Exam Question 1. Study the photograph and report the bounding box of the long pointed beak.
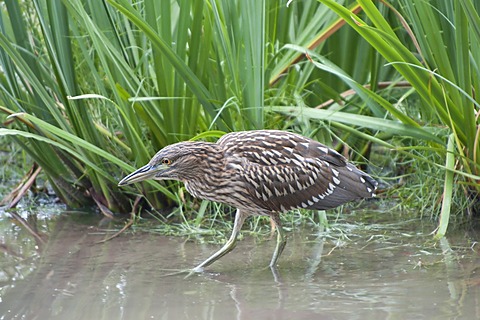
[118,163,166,186]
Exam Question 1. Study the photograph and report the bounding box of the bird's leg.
[269,214,287,269]
[192,209,248,272]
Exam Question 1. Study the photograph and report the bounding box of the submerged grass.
[107,198,373,246]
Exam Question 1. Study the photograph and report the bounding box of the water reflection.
[0,209,479,319]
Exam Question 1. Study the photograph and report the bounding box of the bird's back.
[217,130,377,213]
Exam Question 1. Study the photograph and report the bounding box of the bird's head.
[118,141,218,186]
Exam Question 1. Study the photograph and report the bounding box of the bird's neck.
[184,165,228,200]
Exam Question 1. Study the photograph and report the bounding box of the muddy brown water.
[0,208,479,320]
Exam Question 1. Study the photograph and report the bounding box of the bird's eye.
[161,158,172,165]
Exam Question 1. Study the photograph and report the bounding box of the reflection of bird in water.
[119,130,377,272]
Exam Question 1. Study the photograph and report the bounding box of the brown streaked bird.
[118,130,377,272]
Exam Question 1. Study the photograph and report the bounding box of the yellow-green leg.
[269,214,287,269]
[192,209,248,272]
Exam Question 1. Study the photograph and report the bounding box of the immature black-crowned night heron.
[118,130,377,272]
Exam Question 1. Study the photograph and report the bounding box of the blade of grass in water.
[435,134,455,239]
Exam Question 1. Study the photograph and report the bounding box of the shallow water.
[0,208,479,320]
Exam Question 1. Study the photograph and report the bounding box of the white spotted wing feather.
[219,130,377,213]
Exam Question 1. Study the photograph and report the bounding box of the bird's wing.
[219,130,375,212]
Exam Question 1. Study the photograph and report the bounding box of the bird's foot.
[191,265,204,273]
[155,267,200,278]
[155,266,209,279]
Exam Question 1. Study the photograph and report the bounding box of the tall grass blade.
[435,134,455,238]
